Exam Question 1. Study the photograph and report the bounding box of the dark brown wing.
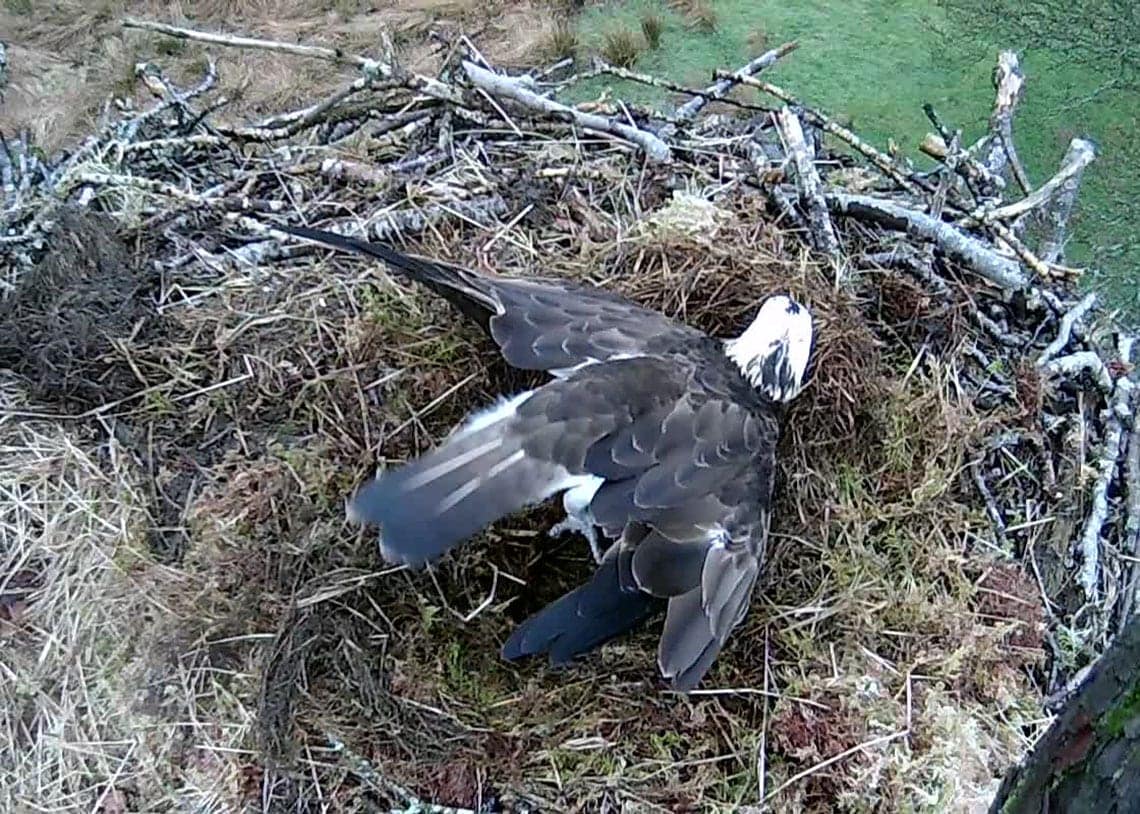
[275,223,703,373]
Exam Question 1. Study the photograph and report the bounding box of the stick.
[121,17,460,102]
[673,41,799,122]
[1120,383,1140,624]
[974,138,1096,227]
[1043,351,1114,394]
[595,62,777,118]
[824,192,1028,289]
[724,72,923,195]
[774,107,841,268]
[461,60,672,162]
[978,50,1031,194]
[972,460,1009,550]
[1037,292,1097,366]
[1039,138,1098,264]
[920,132,1005,195]
[1075,339,1135,600]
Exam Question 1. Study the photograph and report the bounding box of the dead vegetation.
[0,9,1136,814]
[600,25,643,68]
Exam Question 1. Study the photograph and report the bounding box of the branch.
[774,107,841,268]
[978,50,1032,194]
[724,72,923,195]
[1037,293,1098,367]
[461,61,672,162]
[824,192,1028,289]
[1121,383,1140,625]
[990,614,1140,812]
[673,41,799,122]
[964,137,1097,229]
[121,17,460,102]
[1043,351,1114,394]
[1039,138,1098,264]
[920,130,1006,197]
[1075,338,1135,601]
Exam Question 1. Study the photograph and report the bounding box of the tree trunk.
[990,615,1140,813]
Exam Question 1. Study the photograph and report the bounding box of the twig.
[972,138,1096,228]
[763,730,909,802]
[1120,383,1140,625]
[1075,339,1135,600]
[1038,138,1098,264]
[121,17,460,102]
[724,72,923,195]
[972,460,1009,550]
[462,60,671,162]
[243,196,509,245]
[774,107,841,269]
[673,41,799,122]
[824,192,1028,289]
[327,733,476,814]
[594,62,776,118]
[919,131,1006,196]
[1037,293,1097,366]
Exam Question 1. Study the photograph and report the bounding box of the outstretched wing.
[275,223,703,374]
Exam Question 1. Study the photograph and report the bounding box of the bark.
[980,50,1031,194]
[1039,138,1098,264]
[673,41,798,122]
[774,107,841,267]
[462,61,672,162]
[824,192,1028,289]
[990,614,1140,813]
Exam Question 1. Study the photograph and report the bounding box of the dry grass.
[640,11,665,50]
[600,25,643,68]
[0,12,1105,813]
[542,18,579,62]
[0,0,550,153]
[670,0,718,33]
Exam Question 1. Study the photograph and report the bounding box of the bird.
[274,222,814,690]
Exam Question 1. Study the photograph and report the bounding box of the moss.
[1100,680,1140,738]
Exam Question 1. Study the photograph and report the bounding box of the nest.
[0,20,1136,814]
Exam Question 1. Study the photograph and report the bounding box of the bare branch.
[1037,293,1098,366]
[977,50,1032,194]
[462,60,672,162]
[673,41,799,122]
[774,107,841,268]
[824,192,1028,289]
[1039,138,1098,264]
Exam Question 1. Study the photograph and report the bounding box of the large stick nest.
[0,22,1136,814]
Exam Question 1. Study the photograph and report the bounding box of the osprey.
[277,223,814,690]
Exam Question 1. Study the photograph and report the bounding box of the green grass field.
[570,0,1139,319]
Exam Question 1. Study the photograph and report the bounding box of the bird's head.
[724,294,814,403]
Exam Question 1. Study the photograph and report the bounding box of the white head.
[724,294,814,403]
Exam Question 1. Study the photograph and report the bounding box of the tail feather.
[275,223,498,331]
[349,406,572,567]
[501,557,661,665]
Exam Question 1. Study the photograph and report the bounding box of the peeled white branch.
[1043,351,1114,393]
[1037,293,1098,366]
[673,41,798,122]
[1076,339,1135,600]
[978,50,1031,194]
[462,61,671,162]
[1039,138,1098,264]
[121,17,460,102]
[978,138,1096,227]
[824,192,1028,289]
[774,107,841,267]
